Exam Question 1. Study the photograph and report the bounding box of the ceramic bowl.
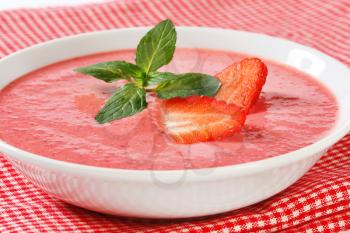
[0,27,350,218]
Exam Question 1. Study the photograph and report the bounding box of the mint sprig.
[74,19,221,124]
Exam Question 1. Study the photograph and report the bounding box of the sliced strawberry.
[160,96,246,144]
[159,58,267,144]
[215,58,267,112]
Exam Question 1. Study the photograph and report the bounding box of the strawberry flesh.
[161,96,246,144]
[215,58,267,112]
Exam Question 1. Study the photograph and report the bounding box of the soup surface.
[0,49,337,170]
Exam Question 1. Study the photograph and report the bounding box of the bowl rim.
[0,26,349,182]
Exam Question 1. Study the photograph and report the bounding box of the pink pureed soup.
[0,49,337,170]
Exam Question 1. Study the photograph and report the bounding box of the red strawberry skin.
[215,58,268,112]
[161,96,246,144]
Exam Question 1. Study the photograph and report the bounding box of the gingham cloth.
[0,0,349,232]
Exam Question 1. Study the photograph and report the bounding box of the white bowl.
[0,27,350,219]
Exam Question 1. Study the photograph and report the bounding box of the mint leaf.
[155,73,221,99]
[95,83,147,124]
[75,61,143,83]
[148,71,177,86]
[136,19,176,74]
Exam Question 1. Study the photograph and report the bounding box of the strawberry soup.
[0,49,337,170]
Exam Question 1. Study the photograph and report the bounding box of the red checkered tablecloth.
[0,0,350,232]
